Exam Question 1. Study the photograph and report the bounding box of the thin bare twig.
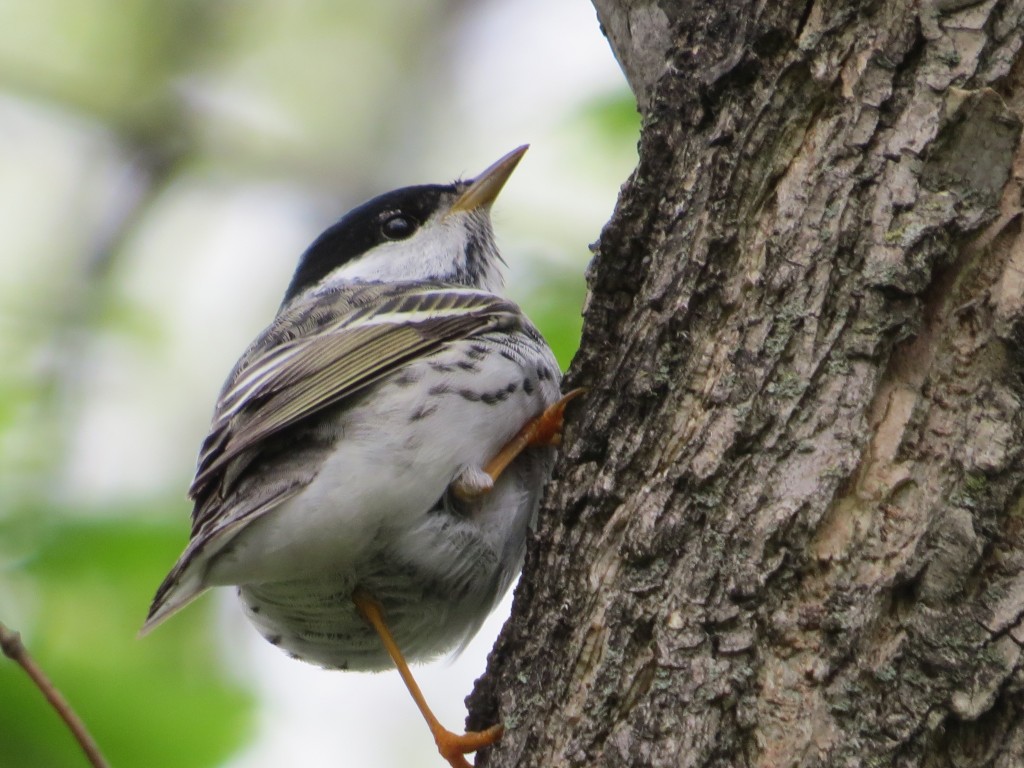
[0,621,110,768]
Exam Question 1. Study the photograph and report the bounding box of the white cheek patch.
[325,223,463,284]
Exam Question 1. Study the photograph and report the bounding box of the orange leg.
[453,388,585,501]
[353,589,503,768]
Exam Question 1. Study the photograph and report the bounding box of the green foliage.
[0,508,255,768]
[522,265,587,372]
[569,90,642,150]
[0,0,212,129]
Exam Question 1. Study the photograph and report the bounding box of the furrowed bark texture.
[468,1,1024,766]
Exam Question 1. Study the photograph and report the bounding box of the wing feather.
[146,283,531,629]
[190,284,520,500]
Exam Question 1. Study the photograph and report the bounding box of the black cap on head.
[282,183,457,304]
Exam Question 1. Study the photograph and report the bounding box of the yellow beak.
[448,145,528,214]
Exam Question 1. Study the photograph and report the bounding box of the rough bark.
[467,1,1024,766]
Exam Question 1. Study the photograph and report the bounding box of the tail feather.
[141,483,300,637]
[139,566,208,637]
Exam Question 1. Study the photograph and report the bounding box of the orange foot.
[453,388,586,501]
[433,722,504,768]
[354,589,506,767]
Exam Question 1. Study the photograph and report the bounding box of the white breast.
[204,330,560,586]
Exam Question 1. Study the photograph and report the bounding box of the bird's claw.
[449,388,586,502]
[434,723,504,768]
[523,387,586,447]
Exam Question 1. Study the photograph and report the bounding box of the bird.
[141,146,580,768]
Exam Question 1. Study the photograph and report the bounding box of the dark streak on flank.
[461,380,518,404]
[410,403,439,422]
[392,370,422,387]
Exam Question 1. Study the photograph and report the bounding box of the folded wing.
[143,283,523,632]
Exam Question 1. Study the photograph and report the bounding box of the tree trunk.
[467,1,1024,766]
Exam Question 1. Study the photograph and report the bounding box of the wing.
[189,282,524,533]
[143,283,525,632]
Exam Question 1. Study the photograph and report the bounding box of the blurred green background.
[0,1,638,766]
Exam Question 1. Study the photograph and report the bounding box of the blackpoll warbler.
[143,146,578,767]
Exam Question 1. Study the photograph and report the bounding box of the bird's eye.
[381,214,415,240]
